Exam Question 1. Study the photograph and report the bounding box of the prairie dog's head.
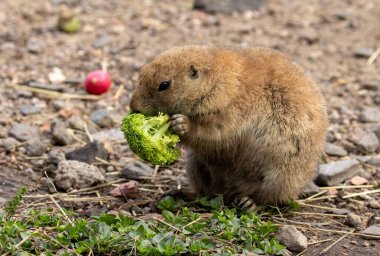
[130,45,240,117]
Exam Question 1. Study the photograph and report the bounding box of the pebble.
[324,143,348,157]
[344,213,362,228]
[193,0,264,13]
[48,150,66,164]
[39,177,56,193]
[19,105,41,115]
[90,109,113,128]
[26,37,44,54]
[51,121,74,146]
[0,137,19,152]
[121,161,154,180]
[67,116,85,130]
[26,138,47,156]
[359,106,380,123]
[356,132,379,153]
[361,80,379,91]
[0,126,7,138]
[274,225,308,252]
[54,160,106,191]
[367,154,380,167]
[361,225,380,240]
[315,159,361,186]
[369,200,380,209]
[92,128,125,141]
[350,176,368,185]
[8,123,39,142]
[92,34,112,48]
[363,241,370,247]
[354,48,373,58]
[301,181,320,197]
[65,141,108,164]
[299,28,319,44]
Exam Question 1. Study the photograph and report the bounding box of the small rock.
[363,241,370,247]
[65,141,108,164]
[48,67,66,83]
[0,137,19,152]
[39,177,56,193]
[48,150,66,164]
[26,138,46,157]
[361,80,379,91]
[51,121,74,146]
[350,176,368,185]
[369,200,380,209]
[90,109,113,128]
[26,37,44,54]
[301,181,320,197]
[92,128,124,141]
[315,159,361,186]
[324,143,348,157]
[354,48,373,58]
[193,0,265,13]
[359,107,380,123]
[19,105,41,115]
[9,123,39,142]
[361,225,380,240]
[68,116,85,130]
[328,209,351,215]
[121,161,154,179]
[274,225,308,252]
[54,160,106,191]
[367,155,380,167]
[299,29,319,44]
[344,213,362,228]
[356,132,379,153]
[106,166,115,172]
[0,126,7,138]
[92,34,112,48]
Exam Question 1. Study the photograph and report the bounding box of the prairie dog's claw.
[233,196,258,212]
[170,114,190,137]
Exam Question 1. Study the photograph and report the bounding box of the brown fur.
[130,45,328,205]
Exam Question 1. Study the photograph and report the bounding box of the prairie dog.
[130,45,327,206]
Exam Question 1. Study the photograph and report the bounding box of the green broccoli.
[121,112,181,166]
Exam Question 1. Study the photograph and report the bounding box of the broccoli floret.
[121,112,181,166]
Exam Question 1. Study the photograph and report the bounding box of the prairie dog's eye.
[158,80,171,92]
[189,65,199,79]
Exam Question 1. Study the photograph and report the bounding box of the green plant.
[121,112,180,166]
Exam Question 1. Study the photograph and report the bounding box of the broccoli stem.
[142,114,170,140]
[152,122,170,140]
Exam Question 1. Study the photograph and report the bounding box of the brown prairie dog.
[130,45,328,207]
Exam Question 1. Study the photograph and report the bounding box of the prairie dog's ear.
[189,65,199,79]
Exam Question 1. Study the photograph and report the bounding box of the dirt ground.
[0,0,380,255]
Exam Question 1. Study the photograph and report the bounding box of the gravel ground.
[0,0,380,255]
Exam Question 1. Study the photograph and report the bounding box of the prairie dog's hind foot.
[170,114,191,137]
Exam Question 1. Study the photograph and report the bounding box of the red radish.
[84,70,111,95]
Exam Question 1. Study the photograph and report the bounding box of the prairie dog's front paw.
[170,114,191,137]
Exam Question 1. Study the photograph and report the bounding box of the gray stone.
[274,225,307,252]
[90,109,113,128]
[65,141,108,164]
[361,80,379,91]
[26,138,46,157]
[299,28,319,44]
[354,48,373,58]
[324,143,348,157]
[0,137,19,152]
[369,200,380,209]
[359,107,380,123]
[344,213,362,228]
[51,121,74,146]
[92,34,112,48]
[301,181,320,197]
[0,126,7,138]
[68,116,85,130]
[19,104,41,116]
[193,0,265,13]
[361,225,380,240]
[92,128,125,141]
[39,177,56,193]
[54,160,106,191]
[356,132,379,153]
[9,123,39,142]
[26,37,44,54]
[121,161,154,180]
[367,155,380,167]
[315,159,361,186]
[48,150,66,164]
